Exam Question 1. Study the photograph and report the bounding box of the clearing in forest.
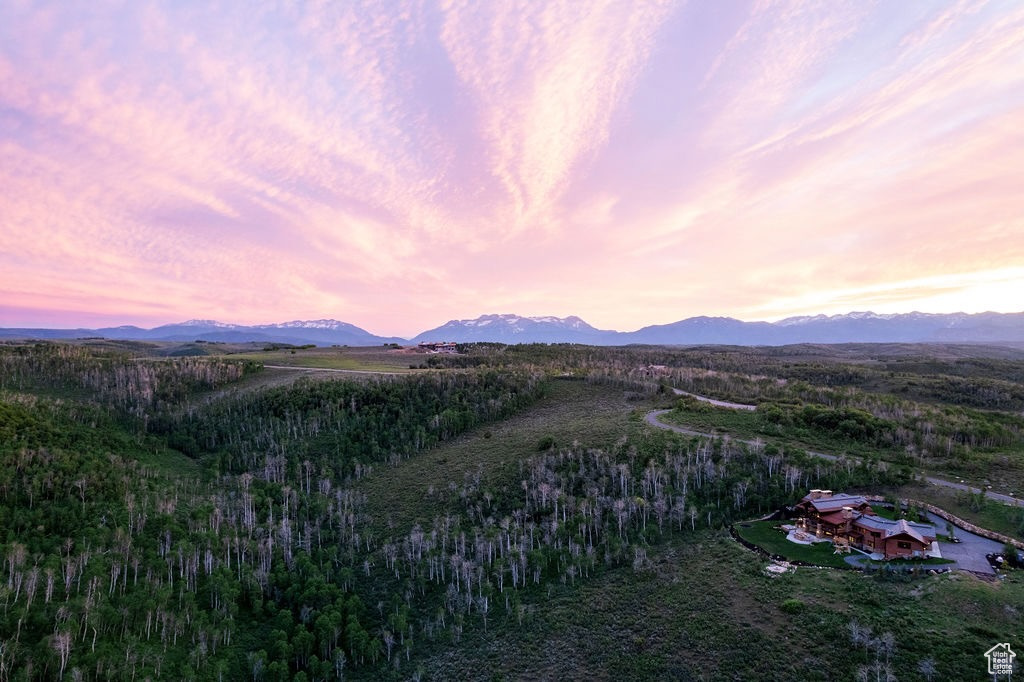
[358,378,643,533]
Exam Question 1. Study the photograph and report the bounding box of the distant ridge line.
[1,310,1023,347]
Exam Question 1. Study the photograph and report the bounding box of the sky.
[1,0,1023,337]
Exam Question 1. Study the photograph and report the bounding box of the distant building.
[418,341,458,353]
[794,489,936,559]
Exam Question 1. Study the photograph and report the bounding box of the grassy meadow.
[226,344,420,372]
[358,378,641,534]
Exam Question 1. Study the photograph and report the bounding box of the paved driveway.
[926,512,1005,575]
[831,513,1006,575]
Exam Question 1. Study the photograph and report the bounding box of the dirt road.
[645,406,1024,508]
[263,364,404,375]
[670,388,756,410]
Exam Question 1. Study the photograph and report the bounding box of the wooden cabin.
[794,490,935,559]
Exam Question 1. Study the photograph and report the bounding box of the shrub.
[780,598,804,614]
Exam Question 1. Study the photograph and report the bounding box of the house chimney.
[810,489,822,500]
[842,506,853,520]
[821,490,833,498]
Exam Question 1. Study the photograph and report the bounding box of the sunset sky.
[2,1,1023,337]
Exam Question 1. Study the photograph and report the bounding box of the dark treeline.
[754,396,1022,453]
[0,342,261,418]
[426,342,1024,411]
[150,370,544,478]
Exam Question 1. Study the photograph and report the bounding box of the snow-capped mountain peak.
[267,319,357,330]
[411,313,609,344]
[777,311,899,326]
[776,314,829,326]
[177,319,237,328]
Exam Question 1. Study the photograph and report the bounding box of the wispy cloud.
[439,0,676,231]
[748,267,1024,321]
[0,1,1021,335]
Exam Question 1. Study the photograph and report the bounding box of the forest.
[0,339,1022,680]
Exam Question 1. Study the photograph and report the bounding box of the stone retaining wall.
[907,499,1024,551]
[864,494,1024,551]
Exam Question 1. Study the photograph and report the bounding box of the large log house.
[794,490,936,559]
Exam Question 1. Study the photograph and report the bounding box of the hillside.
[0,340,1022,679]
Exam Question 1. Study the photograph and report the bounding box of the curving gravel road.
[645,405,1024,508]
[670,388,757,410]
[263,364,405,375]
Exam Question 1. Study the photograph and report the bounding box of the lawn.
[869,505,898,520]
[735,520,956,570]
[734,520,852,568]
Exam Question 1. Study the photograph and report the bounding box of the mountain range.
[2,311,1023,347]
[0,319,405,347]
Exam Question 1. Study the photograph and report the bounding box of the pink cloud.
[0,1,1021,335]
[438,0,676,232]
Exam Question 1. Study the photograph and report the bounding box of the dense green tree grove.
[150,370,543,477]
[0,397,204,678]
[0,343,261,418]
[750,394,1022,468]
